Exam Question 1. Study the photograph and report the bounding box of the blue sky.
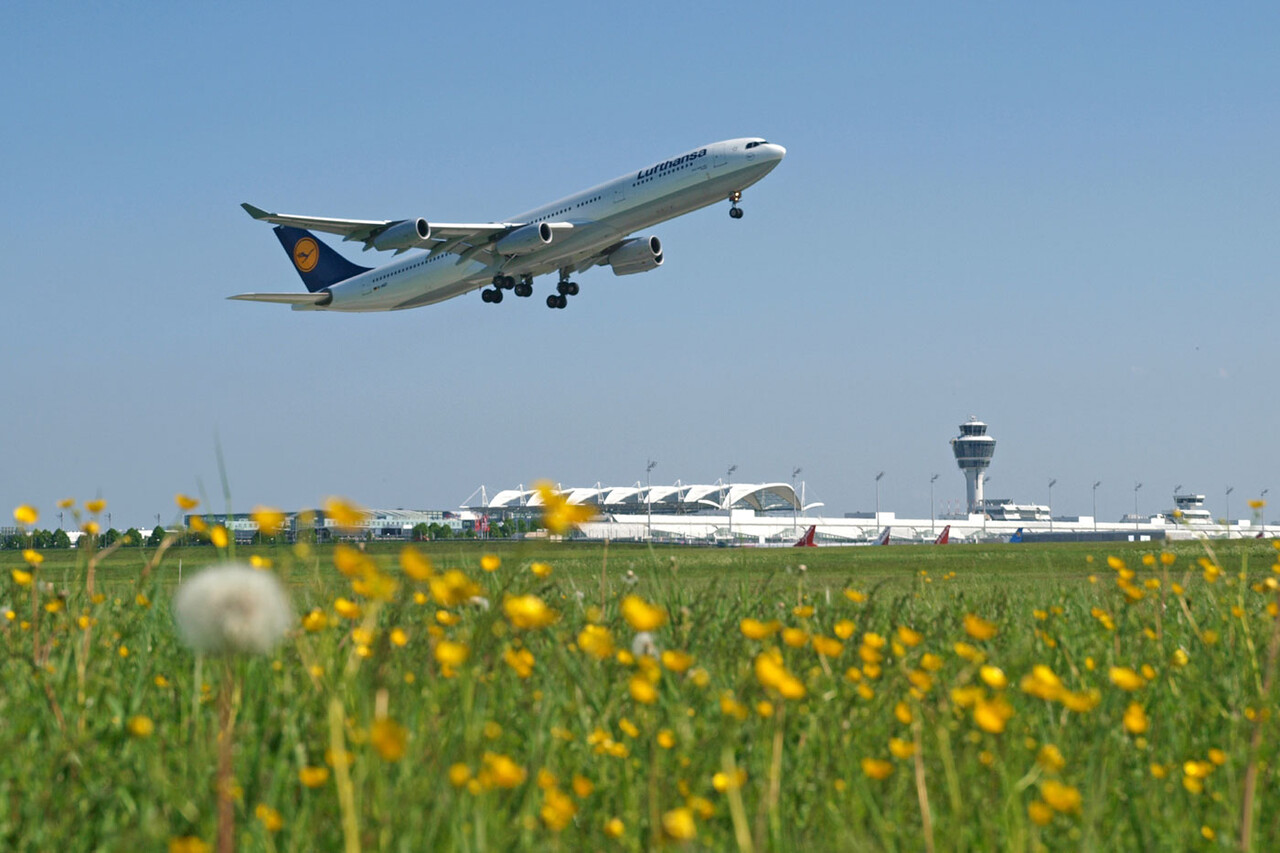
[3,2,1277,529]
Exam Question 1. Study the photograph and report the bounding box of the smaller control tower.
[952,417,996,514]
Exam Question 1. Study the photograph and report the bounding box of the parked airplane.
[793,525,817,547]
[873,526,891,546]
[233,138,785,312]
[934,525,951,545]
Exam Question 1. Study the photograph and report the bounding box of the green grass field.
[3,533,1279,850]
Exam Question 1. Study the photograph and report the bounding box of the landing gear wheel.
[566,281,579,296]
[729,207,743,219]
[502,275,516,289]
[728,190,743,218]
[483,287,503,303]
[546,294,560,309]
[514,281,532,297]
[555,294,568,309]
[556,280,571,296]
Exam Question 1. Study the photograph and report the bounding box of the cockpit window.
[744,140,769,149]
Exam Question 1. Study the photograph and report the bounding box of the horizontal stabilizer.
[227,292,331,305]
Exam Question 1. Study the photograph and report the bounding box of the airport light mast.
[930,473,939,536]
[951,417,996,515]
[646,459,657,541]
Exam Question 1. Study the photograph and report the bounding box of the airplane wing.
[241,203,512,255]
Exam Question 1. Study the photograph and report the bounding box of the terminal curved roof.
[474,483,800,513]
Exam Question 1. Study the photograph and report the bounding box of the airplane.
[1009,528,1024,544]
[873,526,891,546]
[793,525,817,547]
[934,525,951,545]
[233,138,786,312]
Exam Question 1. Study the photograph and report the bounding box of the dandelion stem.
[720,748,754,853]
[216,659,238,853]
[912,717,935,853]
[1240,587,1280,851]
[328,697,361,853]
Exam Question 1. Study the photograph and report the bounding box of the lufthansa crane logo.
[292,237,319,273]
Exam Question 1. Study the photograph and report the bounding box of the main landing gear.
[728,190,744,219]
[483,273,531,304]
[546,275,578,309]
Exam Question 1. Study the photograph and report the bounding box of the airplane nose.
[765,143,786,161]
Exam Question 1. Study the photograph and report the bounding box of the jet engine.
[370,218,431,252]
[494,222,553,255]
[607,236,663,275]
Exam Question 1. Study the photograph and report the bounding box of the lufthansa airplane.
[233,137,785,312]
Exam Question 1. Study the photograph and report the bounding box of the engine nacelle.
[495,222,553,255]
[608,236,663,276]
[371,218,431,252]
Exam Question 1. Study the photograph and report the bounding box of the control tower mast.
[951,417,996,514]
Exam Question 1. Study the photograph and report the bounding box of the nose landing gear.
[728,190,744,219]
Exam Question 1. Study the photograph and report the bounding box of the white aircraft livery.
[233,137,785,311]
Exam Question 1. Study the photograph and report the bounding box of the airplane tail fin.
[273,225,372,293]
[934,525,950,545]
[875,526,891,546]
[1009,528,1024,544]
[793,525,816,547]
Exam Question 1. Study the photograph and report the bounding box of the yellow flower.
[503,594,558,630]
[833,619,856,639]
[577,624,615,660]
[656,729,676,749]
[621,595,667,631]
[435,640,470,667]
[530,561,552,578]
[187,516,207,534]
[1040,780,1081,813]
[14,505,39,526]
[894,701,913,724]
[540,786,577,831]
[302,609,328,632]
[713,769,747,791]
[390,627,409,647]
[861,757,893,780]
[1123,703,1148,735]
[740,617,781,639]
[1249,499,1266,510]
[481,752,526,788]
[370,718,408,761]
[22,549,43,566]
[1208,748,1226,766]
[1109,667,1144,691]
[662,649,695,672]
[127,715,154,738]
[889,737,915,759]
[333,598,362,620]
[399,546,434,580]
[954,641,985,663]
[323,496,367,530]
[175,494,199,510]
[629,674,658,704]
[979,665,1007,690]
[251,505,286,536]
[480,554,501,572]
[920,652,943,671]
[792,604,814,618]
[974,696,1014,734]
[896,625,923,647]
[254,804,284,833]
[1037,744,1065,772]
[753,650,806,699]
[448,763,471,788]
[44,600,64,614]
[11,568,33,587]
[782,627,809,648]
[299,766,330,788]
[429,570,482,607]
[604,817,625,839]
[534,481,596,534]
[1028,800,1054,826]
[660,807,697,841]
[504,646,534,678]
[812,635,843,657]
[844,588,867,603]
[168,837,211,853]
[964,613,998,641]
[210,526,228,549]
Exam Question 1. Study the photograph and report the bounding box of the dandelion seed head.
[171,563,293,656]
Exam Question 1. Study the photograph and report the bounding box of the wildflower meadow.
[3,494,1279,851]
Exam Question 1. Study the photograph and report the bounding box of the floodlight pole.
[726,465,737,543]
[1048,479,1057,532]
[875,471,885,529]
[1223,484,1233,537]
[930,473,939,536]
[646,459,657,542]
[1092,481,1101,532]
[1262,488,1270,534]
[1133,482,1143,530]
[792,467,802,536]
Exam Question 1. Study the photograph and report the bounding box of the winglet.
[241,202,272,220]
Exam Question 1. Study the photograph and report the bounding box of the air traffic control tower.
[951,417,996,514]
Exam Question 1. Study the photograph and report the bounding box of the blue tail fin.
[273,226,372,292]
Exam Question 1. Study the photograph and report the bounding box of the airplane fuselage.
[309,138,784,311]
